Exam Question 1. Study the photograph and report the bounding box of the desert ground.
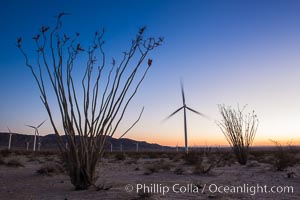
[0,149,299,200]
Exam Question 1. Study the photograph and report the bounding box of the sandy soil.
[0,152,299,200]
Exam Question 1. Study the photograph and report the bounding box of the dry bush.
[37,162,64,176]
[132,191,153,200]
[249,150,275,164]
[27,156,42,162]
[271,140,298,171]
[114,153,126,161]
[172,154,184,162]
[191,148,221,175]
[0,150,11,157]
[6,158,24,167]
[141,152,162,159]
[217,105,258,165]
[174,167,184,175]
[193,164,213,175]
[0,157,5,165]
[144,159,173,175]
[95,182,112,191]
[184,151,200,165]
[125,158,139,165]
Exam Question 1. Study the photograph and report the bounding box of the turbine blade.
[180,80,186,105]
[25,124,36,129]
[186,106,211,120]
[162,106,184,122]
[7,126,11,133]
[37,120,46,128]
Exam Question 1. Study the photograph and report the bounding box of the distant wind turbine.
[7,127,12,150]
[25,120,46,151]
[164,80,209,154]
[136,142,139,152]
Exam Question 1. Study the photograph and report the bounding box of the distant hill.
[0,132,169,152]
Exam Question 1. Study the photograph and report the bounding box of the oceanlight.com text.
[124,183,294,196]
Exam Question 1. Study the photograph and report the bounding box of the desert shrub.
[95,182,112,191]
[6,158,24,167]
[135,191,153,200]
[271,140,298,171]
[144,160,172,175]
[217,105,258,165]
[194,162,215,175]
[174,167,184,175]
[184,151,200,165]
[172,154,184,162]
[0,150,11,157]
[144,164,159,175]
[115,153,126,161]
[218,151,236,167]
[141,152,157,159]
[37,162,64,176]
[14,150,32,156]
[0,157,5,165]
[27,156,42,162]
[125,158,138,165]
[160,162,172,171]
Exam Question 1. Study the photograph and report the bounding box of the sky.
[0,0,300,146]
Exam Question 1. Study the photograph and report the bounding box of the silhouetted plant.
[217,105,258,165]
[18,13,162,190]
[270,140,297,171]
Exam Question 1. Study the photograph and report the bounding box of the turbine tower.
[164,81,208,154]
[25,120,46,151]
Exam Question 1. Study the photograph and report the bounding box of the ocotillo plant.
[18,13,162,190]
[216,104,258,165]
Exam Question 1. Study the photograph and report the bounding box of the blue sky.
[0,0,300,146]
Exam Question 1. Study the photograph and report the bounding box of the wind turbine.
[164,81,208,154]
[25,120,46,151]
[136,142,139,152]
[7,127,12,150]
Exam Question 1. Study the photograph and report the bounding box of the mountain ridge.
[0,132,167,151]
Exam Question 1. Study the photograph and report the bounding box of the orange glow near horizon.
[130,133,300,147]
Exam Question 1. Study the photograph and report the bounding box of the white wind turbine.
[7,127,13,150]
[25,120,46,151]
[164,81,208,154]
